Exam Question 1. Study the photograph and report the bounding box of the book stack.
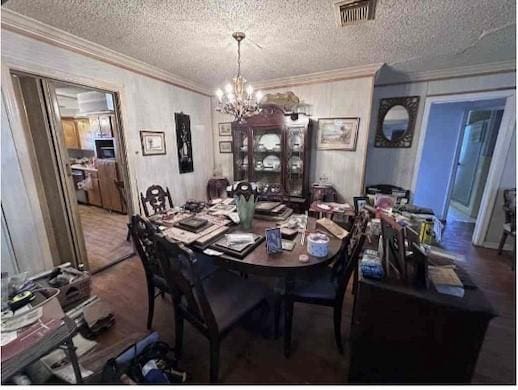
[254,202,293,221]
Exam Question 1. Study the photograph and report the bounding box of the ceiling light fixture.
[215,32,262,122]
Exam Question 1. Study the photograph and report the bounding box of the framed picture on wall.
[218,122,232,137]
[175,112,194,174]
[219,141,233,153]
[317,118,359,151]
[140,131,166,156]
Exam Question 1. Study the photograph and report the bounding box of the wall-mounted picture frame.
[175,112,194,174]
[218,122,232,137]
[140,130,166,156]
[317,118,359,151]
[219,141,233,153]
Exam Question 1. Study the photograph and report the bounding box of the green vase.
[236,194,256,231]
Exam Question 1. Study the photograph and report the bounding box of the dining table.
[155,212,343,358]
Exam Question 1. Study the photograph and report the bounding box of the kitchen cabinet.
[75,118,94,151]
[97,159,124,212]
[62,118,80,148]
[85,170,102,207]
[89,114,114,138]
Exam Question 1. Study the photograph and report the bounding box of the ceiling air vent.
[335,0,376,26]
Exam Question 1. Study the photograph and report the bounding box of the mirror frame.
[375,96,420,148]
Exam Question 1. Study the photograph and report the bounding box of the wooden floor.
[78,205,134,272]
[90,220,515,384]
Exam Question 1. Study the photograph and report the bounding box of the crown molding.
[251,63,384,91]
[1,9,212,96]
[375,60,516,87]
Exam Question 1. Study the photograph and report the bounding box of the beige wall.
[2,29,214,274]
[212,76,376,203]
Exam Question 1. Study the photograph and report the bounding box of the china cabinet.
[232,105,312,211]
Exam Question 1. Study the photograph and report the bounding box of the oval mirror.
[382,105,409,141]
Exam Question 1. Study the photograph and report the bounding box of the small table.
[1,316,82,384]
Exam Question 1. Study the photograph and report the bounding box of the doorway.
[449,108,503,224]
[412,89,515,246]
[12,72,134,273]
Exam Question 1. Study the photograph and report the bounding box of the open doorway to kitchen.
[12,72,134,273]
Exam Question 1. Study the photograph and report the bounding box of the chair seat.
[202,270,269,333]
[292,267,337,302]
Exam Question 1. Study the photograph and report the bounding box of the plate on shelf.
[258,133,281,151]
[263,155,281,171]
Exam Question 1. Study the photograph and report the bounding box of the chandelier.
[215,32,262,122]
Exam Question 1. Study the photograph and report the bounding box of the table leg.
[284,276,295,358]
[64,338,83,384]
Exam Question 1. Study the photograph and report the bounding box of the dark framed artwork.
[140,131,166,156]
[219,141,233,153]
[174,112,194,174]
[375,96,420,148]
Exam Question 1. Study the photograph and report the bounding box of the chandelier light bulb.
[215,89,223,101]
[225,83,233,94]
[246,85,254,96]
[255,91,263,103]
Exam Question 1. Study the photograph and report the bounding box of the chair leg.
[126,225,131,241]
[333,301,344,354]
[209,339,220,383]
[146,285,155,330]
[284,298,294,358]
[498,231,508,255]
[174,307,184,359]
[274,295,281,339]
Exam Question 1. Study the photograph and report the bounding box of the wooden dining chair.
[140,184,174,217]
[154,235,270,383]
[129,215,171,330]
[279,210,370,355]
[130,215,220,330]
[498,188,516,268]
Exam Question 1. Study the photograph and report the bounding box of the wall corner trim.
[375,61,516,87]
[251,63,385,91]
[1,9,212,96]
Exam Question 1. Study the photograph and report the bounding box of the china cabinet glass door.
[232,128,250,181]
[286,126,305,197]
[251,127,283,192]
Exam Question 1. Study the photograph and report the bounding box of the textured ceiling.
[4,0,516,89]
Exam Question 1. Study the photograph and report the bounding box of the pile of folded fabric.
[360,249,384,280]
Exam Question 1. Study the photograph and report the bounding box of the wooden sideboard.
[348,266,496,384]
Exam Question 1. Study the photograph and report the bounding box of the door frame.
[2,60,135,271]
[412,89,516,246]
